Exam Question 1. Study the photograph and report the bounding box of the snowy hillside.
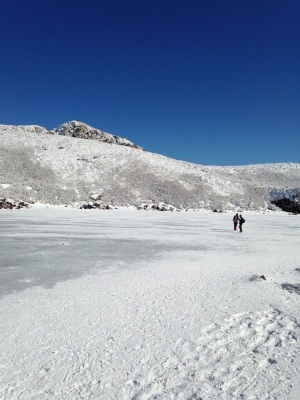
[0,122,300,209]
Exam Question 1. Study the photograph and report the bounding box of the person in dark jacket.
[239,214,245,232]
[233,213,239,230]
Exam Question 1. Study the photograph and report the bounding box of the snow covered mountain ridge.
[0,120,144,150]
[0,121,300,210]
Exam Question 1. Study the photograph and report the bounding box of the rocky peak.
[52,120,144,150]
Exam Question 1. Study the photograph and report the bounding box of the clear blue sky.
[1,0,299,165]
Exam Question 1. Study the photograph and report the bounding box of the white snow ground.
[1,208,300,400]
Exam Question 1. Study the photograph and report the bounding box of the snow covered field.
[1,208,300,399]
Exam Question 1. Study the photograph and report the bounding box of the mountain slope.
[0,122,299,209]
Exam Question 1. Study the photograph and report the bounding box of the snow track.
[122,308,300,400]
[2,308,300,399]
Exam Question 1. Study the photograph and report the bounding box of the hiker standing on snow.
[239,214,245,232]
[233,213,239,230]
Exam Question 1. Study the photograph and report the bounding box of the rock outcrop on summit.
[0,121,300,209]
[52,120,144,150]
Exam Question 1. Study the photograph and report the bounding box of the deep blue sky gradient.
[0,0,299,165]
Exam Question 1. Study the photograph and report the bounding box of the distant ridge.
[0,120,143,150]
[0,121,300,209]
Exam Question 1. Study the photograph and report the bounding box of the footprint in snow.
[281,283,300,295]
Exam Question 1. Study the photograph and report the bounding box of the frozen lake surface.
[0,209,211,297]
[1,208,300,399]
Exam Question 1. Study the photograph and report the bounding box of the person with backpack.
[233,213,239,230]
[239,214,245,232]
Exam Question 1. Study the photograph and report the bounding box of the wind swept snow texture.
[0,209,300,399]
[1,123,300,209]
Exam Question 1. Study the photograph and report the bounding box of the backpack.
[241,218,245,223]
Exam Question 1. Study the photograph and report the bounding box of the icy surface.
[1,208,300,399]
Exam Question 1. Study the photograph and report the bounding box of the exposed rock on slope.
[52,120,144,150]
[0,122,300,209]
